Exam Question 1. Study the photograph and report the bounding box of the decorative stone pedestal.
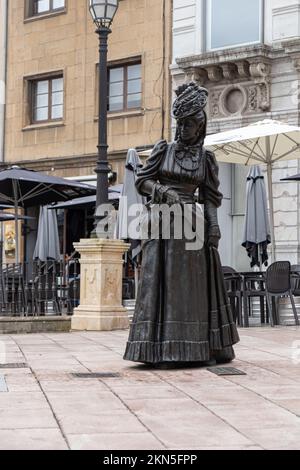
[71,239,130,331]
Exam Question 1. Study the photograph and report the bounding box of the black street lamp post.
[89,0,119,235]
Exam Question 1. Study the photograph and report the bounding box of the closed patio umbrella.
[0,166,95,262]
[33,206,60,262]
[115,149,144,298]
[242,166,271,268]
[115,149,144,261]
[205,119,300,261]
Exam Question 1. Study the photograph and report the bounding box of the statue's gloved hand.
[208,225,221,249]
[164,189,181,205]
[153,184,180,205]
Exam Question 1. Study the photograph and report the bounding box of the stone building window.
[108,62,142,112]
[26,0,65,18]
[29,76,64,123]
[206,0,263,50]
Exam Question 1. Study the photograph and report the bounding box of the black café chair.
[266,261,299,327]
[33,272,61,315]
[242,272,267,327]
[2,267,27,315]
[291,265,300,297]
[122,277,135,300]
[67,277,80,314]
[222,266,243,326]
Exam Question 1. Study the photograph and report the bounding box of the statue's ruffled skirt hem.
[124,320,239,364]
[123,340,210,364]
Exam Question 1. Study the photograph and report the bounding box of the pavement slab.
[0,429,68,450]
[68,432,165,451]
[0,327,300,450]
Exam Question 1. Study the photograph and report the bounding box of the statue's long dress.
[124,140,239,364]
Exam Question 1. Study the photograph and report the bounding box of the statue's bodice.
[158,143,206,203]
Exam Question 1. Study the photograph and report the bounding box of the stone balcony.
[174,44,285,120]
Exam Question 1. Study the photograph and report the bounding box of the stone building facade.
[172,0,300,269]
[3,0,172,184]
[0,0,8,161]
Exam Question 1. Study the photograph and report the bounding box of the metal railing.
[0,258,80,317]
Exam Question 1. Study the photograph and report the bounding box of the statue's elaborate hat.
[172,82,208,120]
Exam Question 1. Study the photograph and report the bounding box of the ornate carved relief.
[210,89,222,118]
[207,66,223,82]
[258,82,271,112]
[82,267,99,304]
[208,82,270,119]
[222,63,238,81]
[248,60,271,112]
[237,61,250,79]
[103,267,120,304]
[179,56,272,119]
[185,68,208,86]
[249,61,271,79]
[248,86,258,112]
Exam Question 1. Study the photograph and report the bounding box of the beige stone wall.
[4,0,172,177]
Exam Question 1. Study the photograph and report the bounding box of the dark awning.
[0,166,96,207]
[0,211,35,222]
[49,184,123,210]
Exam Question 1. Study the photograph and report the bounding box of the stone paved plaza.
[1,327,300,450]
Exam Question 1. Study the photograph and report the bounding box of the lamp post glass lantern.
[89,0,119,28]
[89,0,119,238]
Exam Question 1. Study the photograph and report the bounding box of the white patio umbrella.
[205,120,300,261]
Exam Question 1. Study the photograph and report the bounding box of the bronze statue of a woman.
[124,82,239,367]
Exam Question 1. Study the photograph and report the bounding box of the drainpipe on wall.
[167,0,173,143]
[0,0,8,266]
[0,0,8,163]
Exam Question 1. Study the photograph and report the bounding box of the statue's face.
[177,116,204,144]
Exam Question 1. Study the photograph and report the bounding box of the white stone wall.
[269,0,300,43]
[172,0,300,54]
[172,0,202,59]
[172,0,300,269]
[0,0,7,161]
